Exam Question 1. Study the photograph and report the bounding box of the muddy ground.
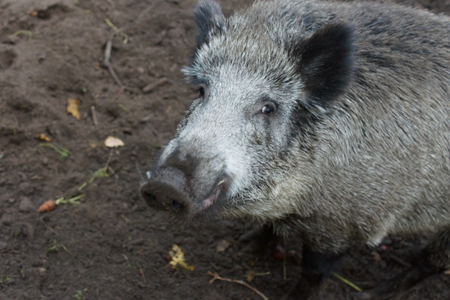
[0,0,449,299]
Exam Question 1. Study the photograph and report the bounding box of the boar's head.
[140,0,354,222]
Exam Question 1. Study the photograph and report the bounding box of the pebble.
[140,114,152,122]
[2,35,19,45]
[128,238,145,246]
[1,214,13,225]
[19,182,34,195]
[0,241,8,250]
[19,197,35,212]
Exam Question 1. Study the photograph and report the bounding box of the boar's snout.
[140,167,191,215]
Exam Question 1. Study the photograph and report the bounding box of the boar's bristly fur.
[141,0,450,298]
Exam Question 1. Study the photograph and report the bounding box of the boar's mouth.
[196,178,227,212]
[140,167,230,217]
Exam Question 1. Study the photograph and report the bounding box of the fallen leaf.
[105,136,124,148]
[216,240,230,253]
[168,244,194,271]
[67,98,80,120]
[371,251,382,262]
[246,270,255,282]
[36,133,50,141]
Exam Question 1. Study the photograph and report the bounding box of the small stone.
[136,66,145,74]
[216,240,230,252]
[38,267,46,276]
[41,157,49,165]
[19,182,34,195]
[1,214,13,225]
[37,51,46,63]
[128,238,145,246]
[169,63,178,72]
[0,241,8,250]
[32,260,43,267]
[19,197,35,212]
[2,35,20,45]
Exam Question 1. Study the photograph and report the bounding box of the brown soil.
[1,0,449,299]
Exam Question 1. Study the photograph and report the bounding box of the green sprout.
[46,240,71,256]
[0,275,13,286]
[39,143,70,160]
[55,194,85,205]
[73,290,83,300]
[119,104,130,113]
[78,168,109,191]
[12,30,32,40]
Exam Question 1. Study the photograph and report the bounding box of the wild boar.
[140,0,450,298]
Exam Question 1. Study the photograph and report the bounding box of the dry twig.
[142,77,172,93]
[388,254,412,268]
[45,225,59,235]
[208,271,269,300]
[91,106,98,126]
[139,267,147,284]
[102,38,139,93]
[104,150,113,171]
[103,38,124,87]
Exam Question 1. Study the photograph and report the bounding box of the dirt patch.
[1,0,449,299]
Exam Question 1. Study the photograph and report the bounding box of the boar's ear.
[290,23,354,108]
[193,0,226,48]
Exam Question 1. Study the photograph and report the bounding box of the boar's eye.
[260,104,275,116]
[196,86,205,98]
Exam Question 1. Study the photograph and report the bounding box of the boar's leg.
[237,224,280,256]
[287,244,345,299]
[353,227,450,300]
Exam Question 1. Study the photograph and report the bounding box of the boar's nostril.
[140,170,191,215]
[141,190,158,207]
[171,200,182,212]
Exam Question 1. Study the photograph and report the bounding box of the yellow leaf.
[104,136,124,148]
[67,98,80,120]
[36,133,50,141]
[216,240,230,253]
[246,270,255,282]
[168,244,194,271]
